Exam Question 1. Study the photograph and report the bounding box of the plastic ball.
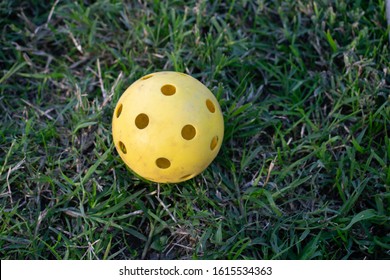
[112,71,224,183]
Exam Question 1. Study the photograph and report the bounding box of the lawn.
[0,0,389,260]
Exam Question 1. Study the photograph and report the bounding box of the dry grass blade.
[21,99,54,120]
[155,195,178,225]
[6,158,26,205]
[97,58,106,100]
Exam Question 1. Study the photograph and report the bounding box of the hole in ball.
[181,124,196,140]
[210,136,219,151]
[116,104,123,118]
[135,113,149,129]
[156,157,171,169]
[161,84,176,96]
[141,74,153,80]
[119,141,127,154]
[206,99,215,113]
[180,174,193,180]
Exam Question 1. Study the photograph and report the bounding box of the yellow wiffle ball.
[112,71,224,183]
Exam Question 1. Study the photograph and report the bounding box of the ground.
[0,0,389,260]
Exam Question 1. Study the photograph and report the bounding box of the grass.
[0,0,389,260]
